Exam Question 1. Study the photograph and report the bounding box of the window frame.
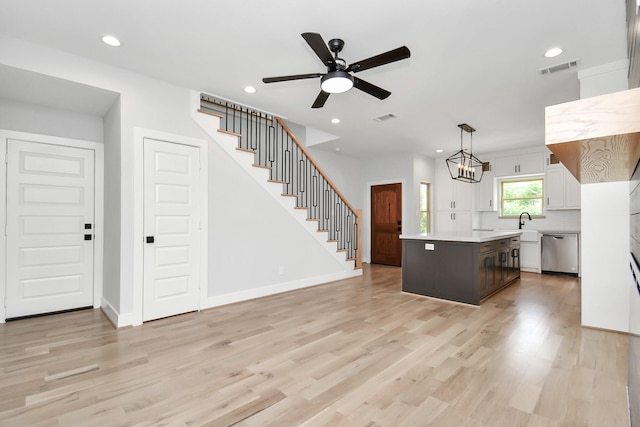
[499,176,545,218]
[419,181,430,233]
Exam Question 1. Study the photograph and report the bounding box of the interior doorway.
[370,183,402,266]
[1,131,104,322]
[142,138,202,321]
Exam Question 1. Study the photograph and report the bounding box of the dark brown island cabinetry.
[402,234,520,305]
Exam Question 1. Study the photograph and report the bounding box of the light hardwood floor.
[0,265,630,426]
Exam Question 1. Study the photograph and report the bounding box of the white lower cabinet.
[520,240,541,273]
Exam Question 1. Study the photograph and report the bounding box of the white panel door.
[143,138,200,321]
[6,139,94,318]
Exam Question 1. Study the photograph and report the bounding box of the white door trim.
[132,127,208,326]
[0,129,104,323]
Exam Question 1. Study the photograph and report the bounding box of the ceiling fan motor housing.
[328,38,345,54]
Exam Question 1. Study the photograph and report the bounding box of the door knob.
[146,236,155,244]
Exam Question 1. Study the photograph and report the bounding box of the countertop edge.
[400,231,522,243]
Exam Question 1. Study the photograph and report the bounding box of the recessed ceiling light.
[436,149,444,153]
[544,47,563,58]
[244,86,256,94]
[102,35,121,47]
[331,118,340,124]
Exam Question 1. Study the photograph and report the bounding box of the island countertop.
[400,230,522,243]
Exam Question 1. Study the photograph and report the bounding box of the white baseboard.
[203,269,361,310]
[100,297,135,328]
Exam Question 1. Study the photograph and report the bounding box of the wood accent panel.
[0,266,629,426]
[545,87,640,183]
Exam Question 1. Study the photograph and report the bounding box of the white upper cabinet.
[436,162,472,233]
[494,152,544,177]
[545,161,581,210]
[436,162,471,211]
[475,160,496,212]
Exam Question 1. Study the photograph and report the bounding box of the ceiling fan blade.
[347,46,411,73]
[312,91,330,108]
[301,32,336,67]
[352,77,391,100]
[262,73,323,83]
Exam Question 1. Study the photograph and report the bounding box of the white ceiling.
[0,0,629,158]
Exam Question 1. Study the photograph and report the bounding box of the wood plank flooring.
[0,265,630,426]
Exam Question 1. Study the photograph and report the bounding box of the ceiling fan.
[262,32,411,108]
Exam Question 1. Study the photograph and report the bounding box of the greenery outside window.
[500,177,544,217]
[419,182,430,233]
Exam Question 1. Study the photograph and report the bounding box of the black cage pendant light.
[445,123,484,183]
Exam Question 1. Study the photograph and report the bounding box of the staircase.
[194,92,362,270]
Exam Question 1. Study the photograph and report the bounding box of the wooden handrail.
[275,117,359,216]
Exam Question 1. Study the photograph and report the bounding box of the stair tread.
[218,129,241,137]
[237,147,256,154]
[197,108,224,118]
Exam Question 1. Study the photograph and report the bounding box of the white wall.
[207,139,349,297]
[578,59,629,99]
[573,61,630,332]
[412,155,436,233]
[581,182,630,331]
[305,147,364,205]
[0,98,104,142]
[478,209,581,231]
[102,99,122,310]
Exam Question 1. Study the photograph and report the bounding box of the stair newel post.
[355,210,362,268]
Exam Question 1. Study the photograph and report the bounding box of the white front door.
[6,139,95,318]
[143,138,201,321]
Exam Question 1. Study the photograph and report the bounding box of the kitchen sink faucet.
[519,212,531,229]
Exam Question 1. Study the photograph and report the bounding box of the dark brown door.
[371,183,402,266]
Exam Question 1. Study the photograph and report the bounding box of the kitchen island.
[401,231,521,305]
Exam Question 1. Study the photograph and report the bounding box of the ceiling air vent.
[373,113,396,122]
[539,59,579,75]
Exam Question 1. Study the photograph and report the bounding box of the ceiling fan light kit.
[446,123,484,183]
[262,32,410,108]
[321,70,353,93]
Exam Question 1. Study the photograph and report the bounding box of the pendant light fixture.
[445,123,484,183]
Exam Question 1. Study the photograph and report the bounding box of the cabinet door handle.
[489,199,492,207]
[547,197,549,204]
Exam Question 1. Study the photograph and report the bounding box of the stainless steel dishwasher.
[541,233,579,276]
